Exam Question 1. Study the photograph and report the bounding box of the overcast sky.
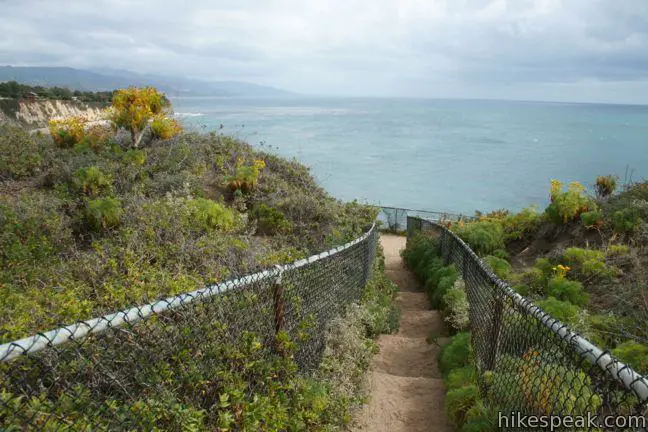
[1,0,648,104]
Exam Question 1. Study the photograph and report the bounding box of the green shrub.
[185,198,237,232]
[500,206,541,241]
[483,255,511,280]
[454,221,505,256]
[612,207,643,234]
[446,385,480,427]
[545,277,588,306]
[402,233,439,271]
[443,279,470,331]
[426,264,458,309]
[0,125,45,179]
[595,175,618,199]
[123,149,147,166]
[580,210,603,229]
[75,166,112,196]
[561,247,618,280]
[612,341,648,374]
[491,249,509,260]
[545,180,596,225]
[446,365,477,390]
[250,203,292,235]
[439,332,473,377]
[536,296,581,325]
[461,400,498,432]
[86,197,123,230]
[606,244,630,257]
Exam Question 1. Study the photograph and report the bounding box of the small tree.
[109,87,180,147]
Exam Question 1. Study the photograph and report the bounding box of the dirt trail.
[353,234,453,432]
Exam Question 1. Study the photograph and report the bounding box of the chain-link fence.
[408,216,648,431]
[375,206,473,232]
[0,224,378,430]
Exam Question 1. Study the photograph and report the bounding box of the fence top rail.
[373,205,475,221]
[0,223,376,363]
[407,215,648,404]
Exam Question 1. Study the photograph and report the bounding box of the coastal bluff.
[0,98,106,129]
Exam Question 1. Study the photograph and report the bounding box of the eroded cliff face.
[0,99,107,129]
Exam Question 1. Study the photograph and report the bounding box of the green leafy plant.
[86,197,123,230]
[612,341,648,374]
[443,279,470,331]
[225,158,266,194]
[75,166,112,196]
[545,277,588,306]
[250,203,292,235]
[483,255,511,280]
[150,115,183,140]
[536,297,581,325]
[561,247,618,280]
[185,198,237,232]
[439,332,473,377]
[545,180,596,225]
[123,149,146,166]
[580,210,603,229]
[453,221,505,256]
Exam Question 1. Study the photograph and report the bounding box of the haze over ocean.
[172,97,648,215]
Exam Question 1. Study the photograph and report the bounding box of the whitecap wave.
[174,112,205,117]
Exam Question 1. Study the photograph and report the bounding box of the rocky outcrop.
[0,99,107,129]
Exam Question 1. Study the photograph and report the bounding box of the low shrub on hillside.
[86,197,123,231]
[561,247,619,281]
[49,116,88,148]
[0,125,49,179]
[545,276,588,307]
[611,341,648,374]
[483,255,511,280]
[250,203,292,235]
[439,332,473,377]
[226,158,266,194]
[536,296,581,325]
[545,180,596,225]
[75,166,112,196]
[150,115,183,140]
[443,279,470,331]
[186,198,238,232]
[454,221,505,256]
[595,175,618,199]
[580,210,603,229]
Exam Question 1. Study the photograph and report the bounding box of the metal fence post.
[485,291,503,371]
[273,266,285,353]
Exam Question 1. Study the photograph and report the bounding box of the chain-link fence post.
[485,291,503,371]
[273,266,286,354]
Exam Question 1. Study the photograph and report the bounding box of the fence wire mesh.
[0,225,378,430]
[376,206,472,232]
[408,216,648,431]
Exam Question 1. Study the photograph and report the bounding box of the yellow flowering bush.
[545,180,596,224]
[48,116,88,148]
[150,115,182,140]
[226,158,266,194]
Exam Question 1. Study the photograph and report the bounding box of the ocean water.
[171,97,648,215]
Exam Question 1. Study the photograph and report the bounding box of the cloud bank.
[1,0,647,103]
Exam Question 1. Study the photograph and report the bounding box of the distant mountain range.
[0,66,295,97]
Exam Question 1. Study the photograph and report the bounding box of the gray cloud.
[1,0,648,103]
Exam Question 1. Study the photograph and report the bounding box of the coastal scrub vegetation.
[1,88,376,343]
[442,177,648,374]
[0,87,395,430]
[403,173,648,429]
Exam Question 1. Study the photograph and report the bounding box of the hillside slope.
[0,125,374,343]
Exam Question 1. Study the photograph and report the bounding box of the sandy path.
[353,234,453,432]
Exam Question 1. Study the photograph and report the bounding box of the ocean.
[171,97,648,215]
